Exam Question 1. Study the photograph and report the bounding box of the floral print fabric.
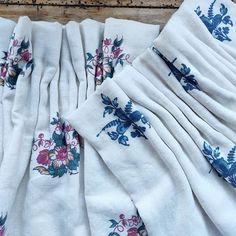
[195,0,233,42]
[2,1,236,235]
[202,141,236,188]
[33,113,80,178]
[97,94,151,146]
[0,214,7,236]
[85,36,131,85]
[0,32,33,89]
[108,213,148,236]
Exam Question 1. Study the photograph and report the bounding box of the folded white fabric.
[1,0,236,234]
[181,0,236,70]
[65,74,221,236]
[192,0,236,62]
[65,22,91,235]
[100,18,160,84]
[22,20,88,236]
[2,16,32,150]
[0,16,33,235]
[0,17,15,165]
[0,18,15,236]
[21,21,71,236]
[66,21,87,106]
[81,19,104,95]
[82,18,160,236]
[65,0,236,235]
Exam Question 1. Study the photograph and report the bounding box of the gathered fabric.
[0,15,159,236]
[65,0,236,235]
[1,0,236,235]
[82,18,159,236]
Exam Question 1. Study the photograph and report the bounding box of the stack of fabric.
[0,0,235,235]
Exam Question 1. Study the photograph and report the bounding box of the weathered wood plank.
[1,0,235,7]
[0,5,175,27]
[0,0,182,8]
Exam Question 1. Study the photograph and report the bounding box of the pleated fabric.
[0,15,160,236]
[1,0,236,235]
[65,0,236,236]
[0,16,34,235]
[82,18,160,236]
[0,18,15,164]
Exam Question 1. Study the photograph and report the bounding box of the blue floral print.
[195,0,233,42]
[202,141,236,188]
[0,213,7,236]
[97,94,151,146]
[152,47,200,92]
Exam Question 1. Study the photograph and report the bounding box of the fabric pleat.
[65,0,236,236]
[1,0,236,235]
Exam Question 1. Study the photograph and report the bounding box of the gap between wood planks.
[0,0,181,8]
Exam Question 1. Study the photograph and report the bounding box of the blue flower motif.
[202,141,236,188]
[97,94,151,146]
[195,0,233,42]
[152,47,200,92]
[0,213,7,227]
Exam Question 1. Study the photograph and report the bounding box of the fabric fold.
[65,75,221,236]
[81,18,160,236]
[0,16,33,235]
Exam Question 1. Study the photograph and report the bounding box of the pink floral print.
[33,113,80,178]
[108,213,148,236]
[0,51,7,87]
[85,36,131,85]
[0,32,33,89]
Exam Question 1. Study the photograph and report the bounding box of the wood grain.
[0,0,182,8]
[0,5,175,27]
[0,0,235,26]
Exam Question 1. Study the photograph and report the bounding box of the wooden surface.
[0,0,235,28]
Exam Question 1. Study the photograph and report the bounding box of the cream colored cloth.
[65,0,236,235]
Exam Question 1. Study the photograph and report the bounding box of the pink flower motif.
[64,123,73,133]
[125,54,131,63]
[0,64,7,79]
[20,50,31,61]
[113,48,122,58]
[103,38,112,46]
[95,66,103,77]
[38,133,44,139]
[55,146,68,161]
[12,39,18,47]
[36,149,50,166]
[132,215,140,225]
[55,123,63,132]
[127,227,138,236]
[0,226,5,236]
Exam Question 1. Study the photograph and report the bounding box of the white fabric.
[65,22,91,235]
[82,18,160,236]
[101,18,160,82]
[65,0,236,235]
[0,17,15,165]
[65,74,221,236]
[1,0,236,235]
[80,19,104,95]
[22,21,65,236]
[0,16,33,235]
